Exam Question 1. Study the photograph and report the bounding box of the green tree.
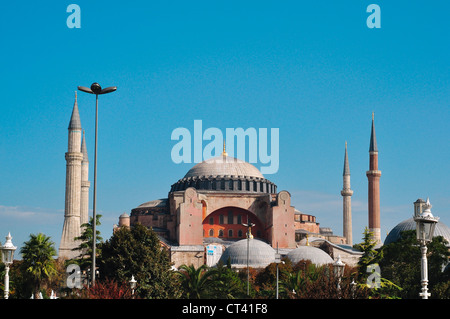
[176,264,218,299]
[20,233,57,298]
[209,261,247,298]
[72,214,103,269]
[379,229,450,299]
[99,223,180,298]
[354,227,383,283]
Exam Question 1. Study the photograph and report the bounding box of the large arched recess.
[202,206,265,241]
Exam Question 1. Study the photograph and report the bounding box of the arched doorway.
[202,206,265,241]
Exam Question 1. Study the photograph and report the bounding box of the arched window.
[209,229,214,237]
[228,210,233,224]
[238,230,243,237]
[218,229,224,237]
[228,229,233,238]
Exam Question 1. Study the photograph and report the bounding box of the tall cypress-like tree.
[354,227,383,284]
[72,214,103,269]
[99,223,181,298]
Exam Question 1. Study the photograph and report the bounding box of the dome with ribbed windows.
[170,154,277,194]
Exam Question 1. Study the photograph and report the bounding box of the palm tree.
[20,233,57,298]
[176,264,218,299]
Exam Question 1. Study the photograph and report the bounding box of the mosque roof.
[219,238,276,268]
[137,198,168,208]
[286,246,334,266]
[184,154,264,179]
[384,217,450,246]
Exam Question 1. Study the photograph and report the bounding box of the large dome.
[184,155,264,179]
[286,246,334,266]
[170,154,277,194]
[384,218,450,246]
[219,239,276,268]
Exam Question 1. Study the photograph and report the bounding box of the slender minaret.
[80,130,90,226]
[341,142,353,246]
[59,92,83,259]
[366,113,382,244]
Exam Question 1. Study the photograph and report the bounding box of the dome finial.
[222,139,228,156]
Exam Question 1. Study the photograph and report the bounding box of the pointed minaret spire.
[341,141,353,246]
[343,141,350,176]
[68,91,82,130]
[80,129,90,226]
[369,112,378,152]
[81,130,89,163]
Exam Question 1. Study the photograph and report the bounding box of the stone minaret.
[59,93,83,259]
[80,130,90,226]
[341,142,353,246]
[366,113,382,244]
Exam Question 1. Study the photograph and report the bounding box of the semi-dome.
[286,246,334,266]
[170,154,277,194]
[384,218,450,246]
[219,238,276,268]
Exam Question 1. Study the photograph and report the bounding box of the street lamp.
[1,232,17,299]
[242,217,255,296]
[333,255,345,294]
[414,197,439,299]
[129,275,137,296]
[78,82,117,286]
[275,243,285,299]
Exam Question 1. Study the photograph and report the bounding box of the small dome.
[384,218,450,246]
[119,212,129,218]
[219,239,275,268]
[287,246,333,266]
[184,155,264,179]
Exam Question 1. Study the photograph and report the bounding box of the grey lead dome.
[219,239,275,268]
[184,155,264,179]
[384,218,450,246]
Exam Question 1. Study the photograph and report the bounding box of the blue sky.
[0,1,448,256]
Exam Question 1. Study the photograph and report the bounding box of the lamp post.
[78,83,117,286]
[414,198,439,299]
[242,217,255,296]
[333,255,345,295]
[1,232,17,299]
[275,243,285,299]
[129,275,137,296]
